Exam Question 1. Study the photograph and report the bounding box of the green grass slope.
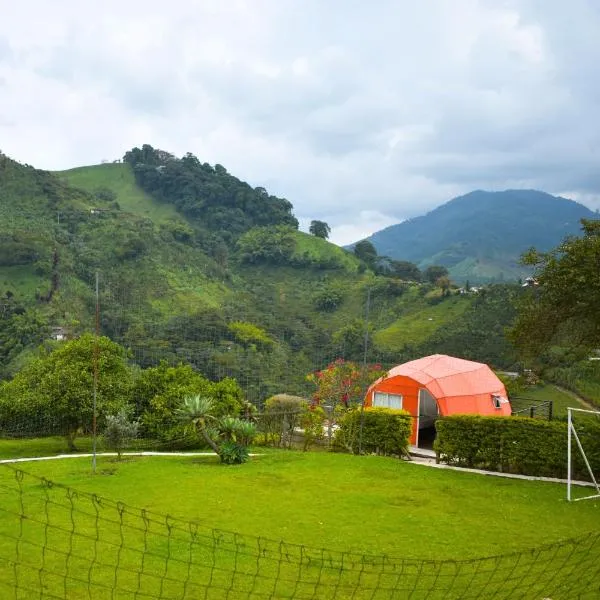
[373,295,471,353]
[57,163,183,225]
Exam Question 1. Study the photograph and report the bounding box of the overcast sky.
[1,1,599,244]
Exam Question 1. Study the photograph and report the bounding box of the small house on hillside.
[522,277,539,287]
[51,326,70,341]
[364,354,510,447]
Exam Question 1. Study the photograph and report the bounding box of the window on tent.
[492,394,508,409]
[372,392,403,409]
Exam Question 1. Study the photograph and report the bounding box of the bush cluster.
[334,408,412,457]
[435,415,600,479]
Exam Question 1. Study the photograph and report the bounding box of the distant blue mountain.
[353,190,597,283]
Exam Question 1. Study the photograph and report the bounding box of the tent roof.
[384,354,505,399]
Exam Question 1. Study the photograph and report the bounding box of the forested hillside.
[0,147,527,403]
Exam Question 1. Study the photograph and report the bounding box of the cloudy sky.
[1,1,599,244]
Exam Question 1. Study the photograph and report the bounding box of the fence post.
[548,401,553,421]
[529,406,534,419]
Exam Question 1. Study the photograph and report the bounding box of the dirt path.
[552,384,598,411]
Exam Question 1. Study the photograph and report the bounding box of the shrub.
[137,363,245,440]
[228,321,273,349]
[175,395,256,464]
[300,406,326,451]
[219,441,250,465]
[313,287,344,312]
[435,415,600,479]
[94,187,117,203]
[334,408,412,457]
[259,394,307,448]
[104,410,139,460]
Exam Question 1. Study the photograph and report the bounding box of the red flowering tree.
[307,359,386,445]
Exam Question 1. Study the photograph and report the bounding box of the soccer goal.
[567,407,600,502]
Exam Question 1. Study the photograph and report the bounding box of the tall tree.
[353,240,378,267]
[390,260,421,281]
[0,334,132,449]
[510,219,600,358]
[307,359,385,445]
[424,265,449,284]
[309,220,331,239]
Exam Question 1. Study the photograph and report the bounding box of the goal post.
[567,407,600,502]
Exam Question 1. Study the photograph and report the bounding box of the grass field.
[513,383,591,418]
[0,451,598,598]
[57,163,183,225]
[2,451,598,559]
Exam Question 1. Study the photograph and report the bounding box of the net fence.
[0,465,598,599]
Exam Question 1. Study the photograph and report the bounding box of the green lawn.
[2,451,598,558]
[0,451,598,598]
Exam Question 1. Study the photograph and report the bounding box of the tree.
[0,334,132,450]
[309,220,331,239]
[262,394,306,448]
[424,265,449,284]
[307,359,386,445]
[104,410,139,461]
[436,275,451,296]
[510,219,600,358]
[213,240,229,269]
[390,260,421,281]
[353,240,378,267]
[236,226,296,265]
[135,362,245,440]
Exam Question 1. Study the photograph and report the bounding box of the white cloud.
[1,0,599,243]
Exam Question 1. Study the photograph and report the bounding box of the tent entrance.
[416,388,440,448]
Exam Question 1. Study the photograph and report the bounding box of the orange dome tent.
[364,354,510,446]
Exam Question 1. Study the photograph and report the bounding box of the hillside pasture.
[57,163,183,225]
[373,296,471,352]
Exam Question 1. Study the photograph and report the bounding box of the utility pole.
[358,288,371,454]
[92,272,99,474]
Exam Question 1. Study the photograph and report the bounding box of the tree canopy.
[424,265,449,284]
[511,219,600,358]
[123,145,298,243]
[0,334,132,448]
[309,220,331,239]
[353,240,378,267]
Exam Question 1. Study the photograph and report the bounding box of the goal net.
[567,407,600,502]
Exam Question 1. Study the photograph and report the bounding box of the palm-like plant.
[175,395,257,464]
[220,416,257,445]
[175,395,220,454]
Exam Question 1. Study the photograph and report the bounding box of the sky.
[1,1,599,244]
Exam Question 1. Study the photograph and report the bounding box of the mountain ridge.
[352,189,597,283]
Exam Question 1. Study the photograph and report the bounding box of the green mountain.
[358,190,597,283]
[0,146,522,400]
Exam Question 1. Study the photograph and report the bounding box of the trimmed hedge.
[435,415,600,479]
[335,408,412,457]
